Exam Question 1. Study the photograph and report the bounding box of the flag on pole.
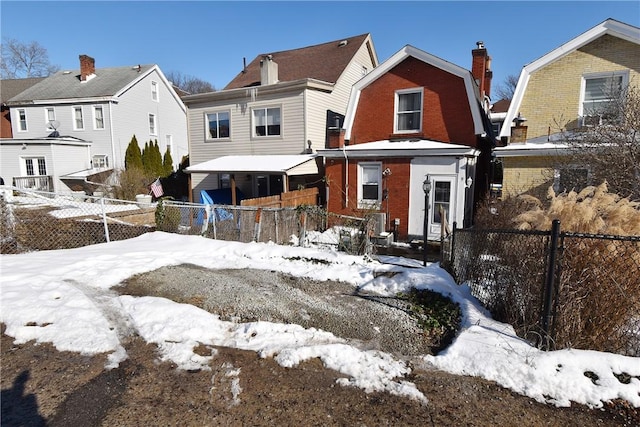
[149,178,164,198]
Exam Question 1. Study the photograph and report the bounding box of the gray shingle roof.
[7,64,155,103]
[0,77,46,104]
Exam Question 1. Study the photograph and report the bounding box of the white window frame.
[45,107,56,128]
[92,154,109,169]
[579,71,628,126]
[21,156,47,176]
[394,88,423,134]
[252,106,281,138]
[165,135,173,155]
[357,162,382,209]
[205,111,231,140]
[149,113,157,136]
[93,105,105,130]
[73,106,84,130]
[17,109,27,132]
[151,80,159,102]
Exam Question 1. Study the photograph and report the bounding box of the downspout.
[343,144,349,208]
[108,101,116,169]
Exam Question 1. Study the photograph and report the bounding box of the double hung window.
[92,155,109,168]
[151,81,159,101]
[73,106,84,130]
[581,72,627,126]
[149,114,157,135]
[253,107,281,137]
[206,111,230,139]
[358,162,382,208]
[93,106,105,130]
[395,88,423,133]
[17,109,27,132]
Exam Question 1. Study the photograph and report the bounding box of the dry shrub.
[112,167,155,201]
[475,182,640,355]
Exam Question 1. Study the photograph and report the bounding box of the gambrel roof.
[500,18,640,139]
[224,33,377,89]
[342,45,487,139]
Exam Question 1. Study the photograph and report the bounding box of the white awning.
[186,154,319,176]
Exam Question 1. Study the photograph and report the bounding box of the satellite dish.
[47,120,61,138]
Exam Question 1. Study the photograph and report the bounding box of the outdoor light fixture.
[466,177,473,188]
[422,176,431,266]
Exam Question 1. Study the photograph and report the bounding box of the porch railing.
[12,176,53,192]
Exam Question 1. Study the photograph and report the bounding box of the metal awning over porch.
[186,154,319,176]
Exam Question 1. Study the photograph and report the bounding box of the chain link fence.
[155,200,373,254]
[1,188,374,256]
[1,187,155,254]
[441,223,640,356]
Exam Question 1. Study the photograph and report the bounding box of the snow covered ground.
[1,232,638,408]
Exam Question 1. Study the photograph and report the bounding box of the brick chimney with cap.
[79,54,95,81]
[471,41,492,99]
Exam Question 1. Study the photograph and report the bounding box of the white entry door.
[408,174,456,241]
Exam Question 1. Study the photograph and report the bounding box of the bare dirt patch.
[2,265,637,426]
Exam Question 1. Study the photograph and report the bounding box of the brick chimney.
[327,128,346,148]
[471,42,492,99]
[510,113,528,143]
[79,54,95,81]
[260,55,278,86]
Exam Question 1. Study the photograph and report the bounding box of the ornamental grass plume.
[512,181,640,236]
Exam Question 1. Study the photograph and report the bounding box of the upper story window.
[17,109,27,132]
[580,71,628,126]
[73,106,84,130]
[45,107,55,126]
[149,113,157,135]
[93,106,105,130]
[395,88,423,133]
[358,162,382,209]
[151,81,159,101]
[206,111,230,140]
[253,106,281,137]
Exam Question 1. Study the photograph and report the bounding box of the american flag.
[149,178,164,198]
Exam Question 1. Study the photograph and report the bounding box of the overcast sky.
[2,1,639,94]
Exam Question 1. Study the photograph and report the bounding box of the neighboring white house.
[2,55,187,193]
[182,34,378,202]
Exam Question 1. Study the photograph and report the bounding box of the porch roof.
[186,154,319,176]
[318,139,478,158]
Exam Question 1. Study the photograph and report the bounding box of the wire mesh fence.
[155,200,373,254]
[441,223,640,356]
[1,187,155,253]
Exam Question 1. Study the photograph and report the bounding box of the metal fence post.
[100,196,110,243]
[541,219,560,350]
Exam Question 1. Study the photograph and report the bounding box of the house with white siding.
[183,34,378,203]
[2,55,187,193]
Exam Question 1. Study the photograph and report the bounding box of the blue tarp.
[197,188,244,224]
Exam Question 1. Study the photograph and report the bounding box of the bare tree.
[558,84,640,200]
[494,74,519,101]
[1,38,59,78]
[164,71,215,95]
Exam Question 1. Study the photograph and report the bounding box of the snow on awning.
[186,154,319,176]
[318,139,479,158]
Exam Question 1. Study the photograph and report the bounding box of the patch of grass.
[398,288,461,353]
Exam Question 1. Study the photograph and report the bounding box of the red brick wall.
[349,57,477,146]
[325,157,413,240]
